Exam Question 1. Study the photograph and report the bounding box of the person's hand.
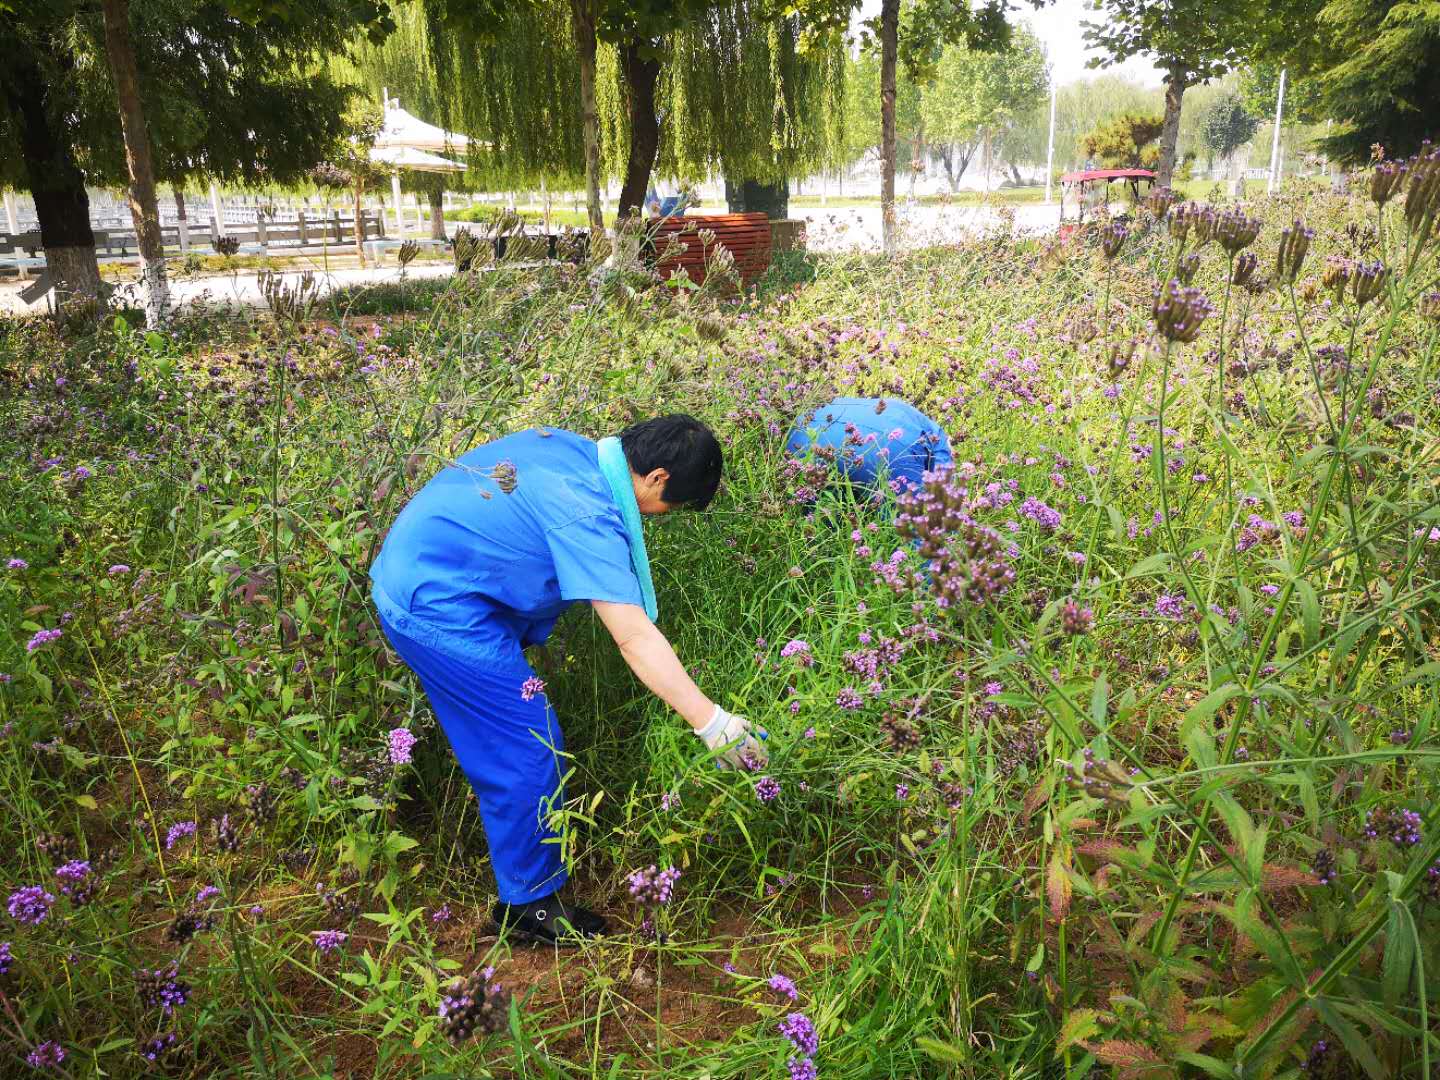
[695,704,768,770]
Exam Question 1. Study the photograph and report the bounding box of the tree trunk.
[353,184,367,264]
[100,0,170,326]
[879,0,899,254]
[429,187,447,240]
[173,185,190,252]
[571,0,605,235]
[616,41,662,220]
[1157,63,1188,188]
[938,145,958,191]
[2,43,102,314]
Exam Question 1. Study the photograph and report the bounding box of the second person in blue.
[370,415,766,945]
[786,396,953,497]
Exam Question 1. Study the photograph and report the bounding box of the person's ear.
[645,467,670,495]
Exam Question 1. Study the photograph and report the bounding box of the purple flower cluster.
[137,963,191,1014]
[1154,593,1189,620]
[519,675,546,702]
[26,1041,65,1070]
[26,628,62,652]
[387,727,417,766]
[165,820,197,850]
[6,558,27,570]
[0,940,11,975]
[1019,496,1061,531]
[755,776,781,803]
[778,1011,819,1056]
[54,860,94,904]
[894,468,1015,611]
[1364,807,1422,848]
[311,929,349,954]
[7,885,54,925]
[627,864,681,906]
[431,903,452,925]
[142,1032,179,1064]
[1060,598,1093,636]
[779,639,814,667]
[768,972,798,1001]
[835,688,863,711]
[788,1057,818,1080]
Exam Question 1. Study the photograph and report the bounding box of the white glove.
[695,705,768,770]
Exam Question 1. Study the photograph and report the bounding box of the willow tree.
[420,0,715,226]
[657,3,846,213]
[417,0,845,226]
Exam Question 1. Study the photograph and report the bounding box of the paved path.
[0,261,454,316]
[800,201,1064,252]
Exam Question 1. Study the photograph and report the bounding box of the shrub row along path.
[0,202,1070,315]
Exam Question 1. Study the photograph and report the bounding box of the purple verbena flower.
[0,940,11,975]
[26,1041,65,1070]
[780,640,814,667]
[787,1056,817,1080]
[6,558,27,570]
[25,629,62,652]
[1154,593,1188,620]
[387,727,417,766]
[778,1011,820,1056]
[755,776,781,803]
[1364,807,1422,848]
[7,886,54,925]
[519,676,546,702]
[311,929,348,954]
[627,864,681,906]
[768,972,798,1001]
[108,564,131,575]
[835,688,863,711]
[165,821,197,850]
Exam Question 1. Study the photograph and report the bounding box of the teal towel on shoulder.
[597,436,658,622]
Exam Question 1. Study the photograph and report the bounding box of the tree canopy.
[1080,112,1164,168]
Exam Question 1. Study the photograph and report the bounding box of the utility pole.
[1267,68,1286,195]
[1044,75,1057,204]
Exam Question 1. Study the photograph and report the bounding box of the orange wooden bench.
[650,212,772,287]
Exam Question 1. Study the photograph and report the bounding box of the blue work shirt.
[370,428,644,665]
[786,397,953,493]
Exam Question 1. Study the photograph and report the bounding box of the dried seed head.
[1175,252,1201,285]
[1322,256,1354,299]
[1190,204,1220,247]
[1107,337,1137,378]
[1274,219,1314,283]
[1231,250,1259,287]
[1350,260,1390,307]
[1168,201,1200,244]
[1405,143,1440,229]
[1151,279,1214,343]
[1101,221,1128,260]
[1420,291,1440,323]
[1147,186,1176,220]
[1371,160,1409,206]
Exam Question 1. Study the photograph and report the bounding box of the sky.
[853,0,1168,88]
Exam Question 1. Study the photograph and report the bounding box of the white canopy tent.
[372,95,476,237]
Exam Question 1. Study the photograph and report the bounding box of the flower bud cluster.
[438,967,510,1044]
[1151,279,1214,343]
[1216,208,1261,253]
[1275,220,1314,283]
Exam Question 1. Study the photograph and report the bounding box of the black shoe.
[492,897,607,946]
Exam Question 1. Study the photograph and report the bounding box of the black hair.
[619,414,723,510]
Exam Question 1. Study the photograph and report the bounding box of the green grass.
[1,179,1438,1078]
